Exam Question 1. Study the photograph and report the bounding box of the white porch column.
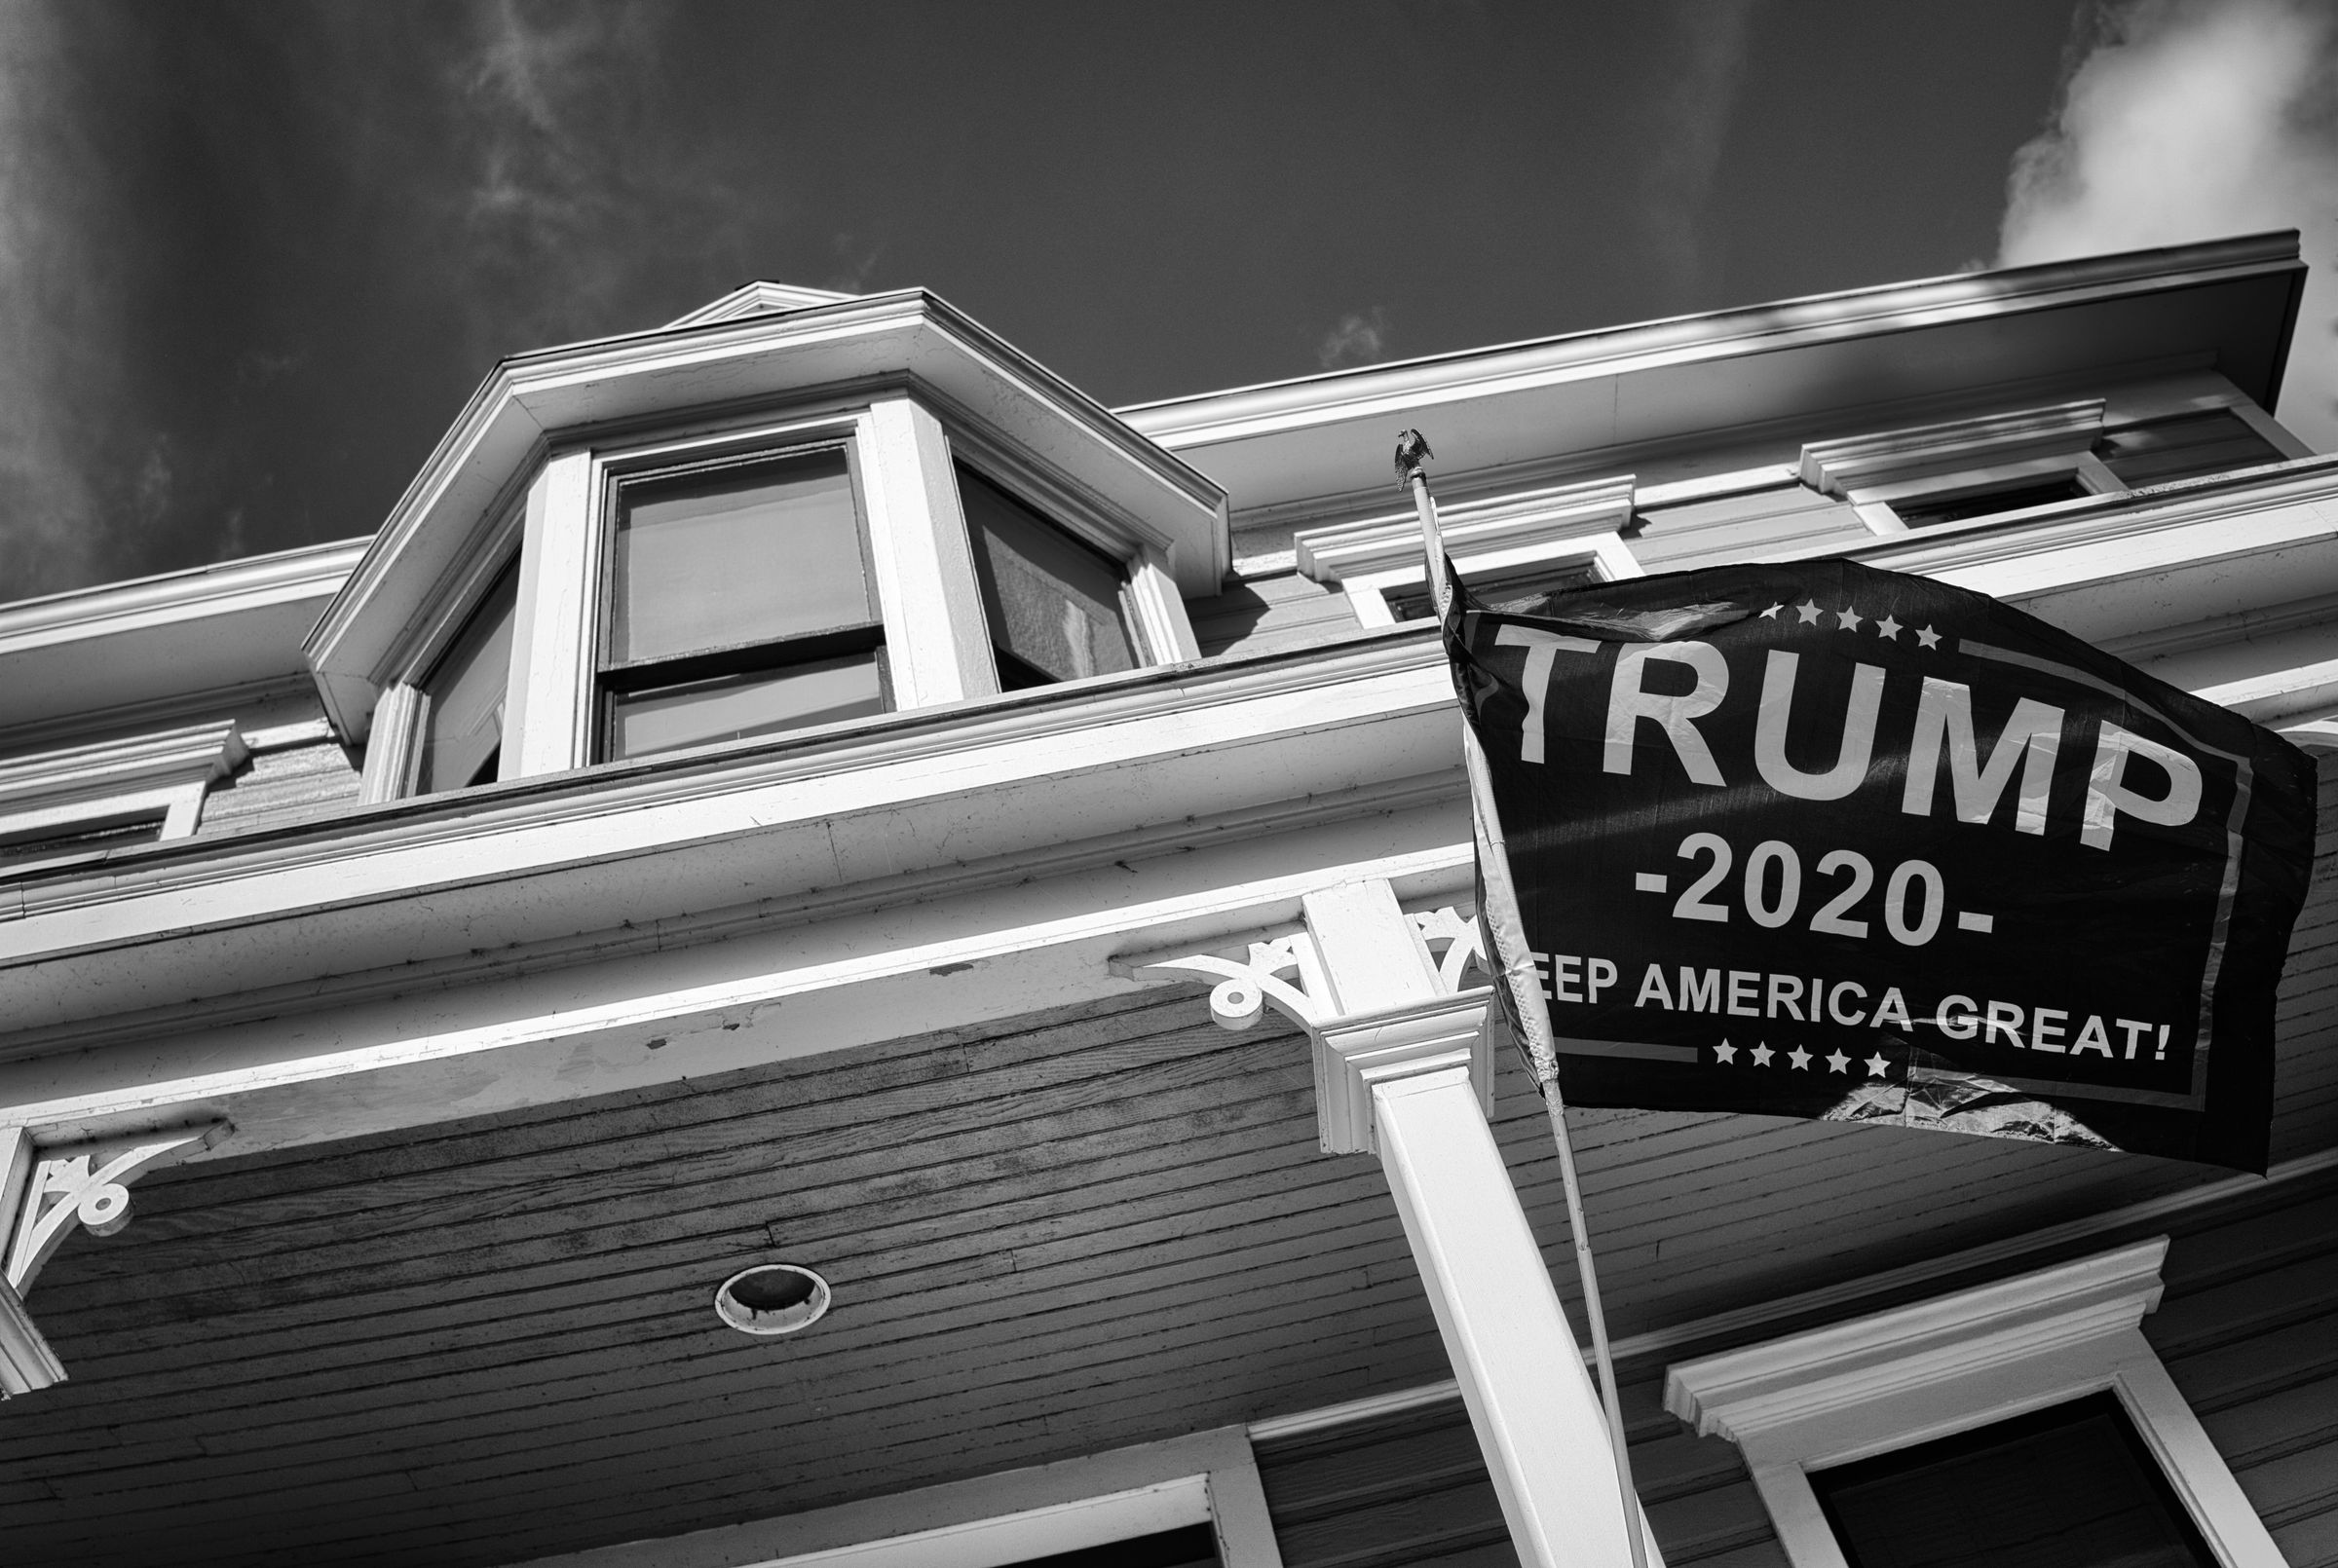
[1298,880,1643,1568]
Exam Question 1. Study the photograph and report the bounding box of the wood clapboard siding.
[2150,1178,2338,1567]
[1,770,2327,1566]
[2097,410,2285,489]
[1255,1374,1782,1568]
[196,736,362,837]
[1188,571,1361,659]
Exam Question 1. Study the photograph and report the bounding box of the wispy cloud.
[1998,0,2338,451]
[1318,307,1391,370]
[1637,0,1762,304]
[0,3,117,597]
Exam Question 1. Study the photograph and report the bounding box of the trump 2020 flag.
[1441,557,2317,1172]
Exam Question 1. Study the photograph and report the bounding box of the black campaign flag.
[1443,558,2318,1172]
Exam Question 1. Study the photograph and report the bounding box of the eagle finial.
[1393,429,1434,489]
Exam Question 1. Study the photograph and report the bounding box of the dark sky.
[0,1,2091,598]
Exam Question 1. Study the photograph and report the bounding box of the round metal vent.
[714,1263,831,1336]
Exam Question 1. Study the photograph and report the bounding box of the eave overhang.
[1123,232,2310,519]
[304,289,1232,739]
[0,540,364,735]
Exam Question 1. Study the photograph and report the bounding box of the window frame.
[483,1425,1281,1568]
[1800,399,2123,537]
[0,721,247,877]
[1293,473,1643,629]
[591,436,891,765]
[369,392,1204,797]
[1662,1237,2285,1568]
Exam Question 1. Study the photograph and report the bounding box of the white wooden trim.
[1373,1064,1651,1568]
[0,720,246,867]
[1128,545,1202,662]
[860,396,998,706]
[1801,399,2105,495]
[1664,1238,2285,1568]
[358,684,426,804]
[504,452,596,777]
[2227,397,2318,460]
[495,1425,1280,1568]
[0,1273,62,1398]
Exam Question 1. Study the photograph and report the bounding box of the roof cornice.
[1121,233,2304,448]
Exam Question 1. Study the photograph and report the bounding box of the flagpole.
[1397,430,1649,1568]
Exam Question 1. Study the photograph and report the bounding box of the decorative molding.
[1799,399,2105,497]
[1123,887,1495,1154]
[498,1425,1281,1568]
[1294,474,1637,584]
[4,1119,230,1294]
[1663,1238,2167,1449]
[664,281,856,329]
[0,721,247,861]
[0,722,247,816]
[1663,1236,2287,1568]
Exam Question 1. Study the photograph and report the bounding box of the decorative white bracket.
[2,1119,231,1296]
[1117,880,1496,1154]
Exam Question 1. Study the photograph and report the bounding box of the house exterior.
[0,232,2331,1568]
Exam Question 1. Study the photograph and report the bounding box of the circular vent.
[714,1263,832,1336]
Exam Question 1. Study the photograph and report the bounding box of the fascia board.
[0,541,362,735]
[306,295,1230,733]
[0,638,1457,1033]
[1127,236,2304,515]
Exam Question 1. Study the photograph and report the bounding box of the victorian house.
[0,233,2331,1568]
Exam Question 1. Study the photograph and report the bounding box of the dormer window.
[312,286,1226,800]
[415,561,518,792]
[959,465,1138,690]
[600,446,886,761]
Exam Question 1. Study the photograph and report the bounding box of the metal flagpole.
[1396,429,1649,1568]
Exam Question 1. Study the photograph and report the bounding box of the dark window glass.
[1892,476,2091,529]
[417,560,520,794]
[1006,1523,1220,1567]
[1388,560,1602,621]
[1810,1395,2216,1568]
[600,449,886,762]
[2096,410,2283,488]
[609,451,869,664]
[958,465,1136,690]
[0,814,166,875]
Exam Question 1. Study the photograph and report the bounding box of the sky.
[0,0,2332,602]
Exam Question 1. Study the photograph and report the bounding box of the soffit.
[306,290,1231,737]
[1123,233,2307,518]
[4,956,2331,1568]
[0,541,363,737]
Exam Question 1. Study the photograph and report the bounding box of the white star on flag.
[1714,1040,1738,1064]
[1916,625,1942,649]
[1795,600,1823,624]
[1788,1046,1812,1069]
[1874,615,1903,640]
[1825,1049,1851,1072]
[1836,606,1864,631]
[1761,602,1784,618]
[1864,1052,1890,1076]
[1751,1043,1775,1065]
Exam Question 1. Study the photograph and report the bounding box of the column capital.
[1118,877,1496,1153]
[1315,993,1492,1154]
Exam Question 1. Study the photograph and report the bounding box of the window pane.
[1891,475,2091,529]
[610,451,870,667]
[0,815,166,875]
[1810,1395,2216,1568]
[959,466,1136,689]
[608,653,885,760]
[417,562,519,794]
[1390,560,1601,621]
